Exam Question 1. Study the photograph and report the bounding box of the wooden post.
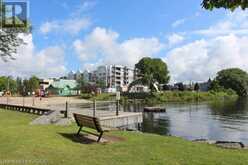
[116,92,120,116]
[65,101,68,118]
[32,95,35,106]
[22,97,25,107]
[116,100,119,116]
[93,99,96,117]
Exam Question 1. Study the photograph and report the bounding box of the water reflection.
[123,98,248,144]
[142,112,170,135]
[79,98,248,144]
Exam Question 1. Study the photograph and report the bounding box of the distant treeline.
[0,76,40,96]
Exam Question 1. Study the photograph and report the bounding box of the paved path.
[0,96,90,109]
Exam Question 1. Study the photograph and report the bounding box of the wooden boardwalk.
[63,107,143,128]
[0,98,143,129]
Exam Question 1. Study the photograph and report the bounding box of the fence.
[64,100,121,118]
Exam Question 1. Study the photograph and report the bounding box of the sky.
[1,0,248,83]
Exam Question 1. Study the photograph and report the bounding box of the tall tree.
[214,68,248,96]
[0,76,17,94]
[129,57,170,91]
[76,76,86,91]
[194,83,200,91]
[202,0,248,11]
[28,76,40,92]
[16,77,23,95]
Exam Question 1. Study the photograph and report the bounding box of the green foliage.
[214,68,248,96]
[80,93,94,99]
[122,92,152,99]
[150,91,236,104]
[16,77,23,95]
[202,0,248,11]
[96,80,106,88]
[80,93,115,101]
[0,76,17,93]
[122,91,237,104]
[135,57,170,84]
[13,76,40,96]
[194,83,200,91]
[28,76,40,92]
[76,76,86,91]
[129,57,170,91]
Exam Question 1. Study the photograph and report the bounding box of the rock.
[30,110,61,125]
[215,141,245,149]
[192,139,216,144]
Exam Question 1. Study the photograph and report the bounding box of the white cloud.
[73,27,164,67]
[194,10,248,36]
[164,10,248,83]
[172,19,186,28]
[40,17,91,35]
[40,21,59,34]
[0,34,66,78]
[167,33,185,46]
[164,34,248,83]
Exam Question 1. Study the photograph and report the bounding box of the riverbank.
[1,109,248,165]
[81,91,238,105]
[142,91,238,104]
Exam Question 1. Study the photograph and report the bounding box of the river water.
[123,98,248,144]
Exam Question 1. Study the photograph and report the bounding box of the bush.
[123,91,238,104]
[80,93,94,99]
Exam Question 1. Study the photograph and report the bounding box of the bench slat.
[73,113,103,132]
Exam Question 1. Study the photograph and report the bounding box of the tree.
[175,82,185,91]
[202,0,248,11]
[16,77,24,95]
[96,80,106,89]
[28,76,40,92]
[22,76,39,95]
[214,68,248,96]
[76,76,86,91]
[0,76,17,94]
[194,83,200,91]
[129,57,170,91]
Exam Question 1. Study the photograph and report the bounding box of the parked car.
[0,91,3,97]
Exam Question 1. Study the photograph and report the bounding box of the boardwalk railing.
[0,104,51,115]
[62,100,121,118]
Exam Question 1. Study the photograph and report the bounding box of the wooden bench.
[73,113,109,142]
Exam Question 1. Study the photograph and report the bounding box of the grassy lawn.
[0,110,248,165]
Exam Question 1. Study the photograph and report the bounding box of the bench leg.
[97,132,103,142]
[77,126,83,136]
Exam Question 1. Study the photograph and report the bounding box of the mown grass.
[0,109,248,165]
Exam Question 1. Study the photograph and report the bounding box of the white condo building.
[95,65,134,91]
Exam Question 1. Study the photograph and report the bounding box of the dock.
[0,98,143,129]
[144,107,166,112]
[63,107,143,128]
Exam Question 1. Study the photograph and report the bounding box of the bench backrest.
[73,113,103,132]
